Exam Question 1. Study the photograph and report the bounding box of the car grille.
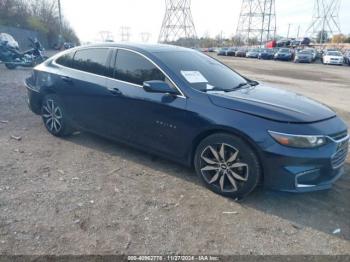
[331,138,349,169]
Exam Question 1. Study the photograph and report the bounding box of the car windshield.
[279,48,290,53]
[299,50,312,54]
[262,49,274,53]
[327,51,342,56]
[156,50,248,92]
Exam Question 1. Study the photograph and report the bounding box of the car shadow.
[65,131,350,241]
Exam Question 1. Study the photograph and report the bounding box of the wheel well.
[190,128,265,181]
[36,89,56,107]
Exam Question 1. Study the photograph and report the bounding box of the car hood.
[297,53,312,57]
[325,55,342,59]
[208,85,336,123]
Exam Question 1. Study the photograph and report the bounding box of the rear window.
[56,51,75,67]
[72,48,109,76]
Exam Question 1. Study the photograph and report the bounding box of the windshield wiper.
[202,81,259,93]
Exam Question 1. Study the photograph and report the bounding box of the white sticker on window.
[181,71,208,83]
[206,84,215,90]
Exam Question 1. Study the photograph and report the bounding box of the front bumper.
[295,57,312,63]
[326,60,343,65]
[260,133,349,192]
[275,55,291,61]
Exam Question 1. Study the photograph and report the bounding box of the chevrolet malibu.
[25,43,349,198]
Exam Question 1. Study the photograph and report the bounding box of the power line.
[306,0,342,43]
[158,0,197,43]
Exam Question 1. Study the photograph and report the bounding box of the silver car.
[294,50,313,63]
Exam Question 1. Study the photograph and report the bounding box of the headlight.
[268,131,328,148]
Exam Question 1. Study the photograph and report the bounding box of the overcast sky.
[61,0,350,43]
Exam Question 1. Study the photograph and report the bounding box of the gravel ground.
[0,56,349,255]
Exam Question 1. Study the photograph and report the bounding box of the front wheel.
[41,95,74,137]
[194,133,261,199]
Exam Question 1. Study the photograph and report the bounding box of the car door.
[55,48,115,135]
[104,49,189,158]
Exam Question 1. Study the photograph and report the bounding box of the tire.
[41,94,74,137]
[194,133,261,199]
[5,63,17,70]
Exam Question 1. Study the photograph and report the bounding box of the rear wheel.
[194,133,261,199]
[41,95,73,137]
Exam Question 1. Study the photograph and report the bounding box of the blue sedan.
[274,48,293,61]
[25,43,349,198]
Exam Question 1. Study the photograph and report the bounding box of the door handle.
[61,76,73,84]
[108,87,122,96]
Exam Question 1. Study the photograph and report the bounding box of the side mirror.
[143,80,178,95]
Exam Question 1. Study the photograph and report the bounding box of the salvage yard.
[0,56,349,255]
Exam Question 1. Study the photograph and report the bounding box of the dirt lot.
[0,56,349,255]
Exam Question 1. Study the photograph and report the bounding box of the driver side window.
[114,49,175,91]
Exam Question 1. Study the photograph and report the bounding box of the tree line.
[0,0,79,47]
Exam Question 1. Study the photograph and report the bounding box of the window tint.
[155,50,247,92]
[115,50,165,86]
[56,51,75,67]
[72,48,109,76]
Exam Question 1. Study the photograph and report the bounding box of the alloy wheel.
[200,143,249,193]
[42,99,63,134]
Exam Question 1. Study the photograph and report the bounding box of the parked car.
[226,47,236,56]
[276,39,291,47]
[274,48,293,61]
[63,42,75,49]
[294,50,313,63]
[291,37,311,47]
[305,48,317,61]
[343,51,350,66]
[246,48,260,58]
[323,51,344,65]
[25,43,349,199]
[258,48,275,60]
[217,47,228,56]
[235,48,247,57]
[321,48,338,63]
[208,47,215,53]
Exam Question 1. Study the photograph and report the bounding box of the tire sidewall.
[194,133,261,199]
[41,94,72,137]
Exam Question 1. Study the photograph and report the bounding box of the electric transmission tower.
[236,0,276,46]
[158,0,197,43]
[120,26,131,42]
[306,0,341,43]
[99,31,114,42]
[140,32,151,43]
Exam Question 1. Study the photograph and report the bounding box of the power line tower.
[158,0,197,43]
[99,31,114,42]
[120,26,131,42]
[236,0,276,46]
[306,0,341,43]
[140,32,151,43]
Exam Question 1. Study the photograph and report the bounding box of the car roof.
[78,42,190,54]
